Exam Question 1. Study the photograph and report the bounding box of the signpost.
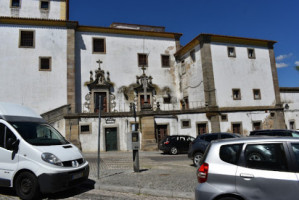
[97,98,101,179]
[131,103,140,172]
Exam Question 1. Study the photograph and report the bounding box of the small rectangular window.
[253,89,261,100]
[163,96,171,104]
[93,38,105,53]
[39,57,51,71]
[232,89,241,100]
[80,124,91,134]
[221,114,228,121]
[11,0,20,8]
[190,49,196,62]
[181,120,191,128]
[197,123,207,135]
[232,123,242,134]
[161,55,170,67]
[290,121,295,130]
[227,47,236,57]
[248,48,255,59]
[253,121,261,130]
[138,53,148,67]
[181,60,186,74]
[40,1,49,10]
[19,30,34,48]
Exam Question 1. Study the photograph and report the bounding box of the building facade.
[0,0,294,152]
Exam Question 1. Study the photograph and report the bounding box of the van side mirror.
[7,138,19,152]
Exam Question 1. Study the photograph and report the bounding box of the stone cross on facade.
[136,66,152,110]
[96,59,103,69]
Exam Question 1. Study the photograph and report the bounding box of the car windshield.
[9,121,69,146]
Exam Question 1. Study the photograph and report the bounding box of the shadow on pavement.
[0,186,17,197]
[45,179,95,199]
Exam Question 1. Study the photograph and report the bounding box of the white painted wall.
[179,46,205,108]
[0,0,65,20]
[281,91,299,130]
[0,24,68,114]
[220,111,270,136]
[211,43,276,107]
[76,32,179,112]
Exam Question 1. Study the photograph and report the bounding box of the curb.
[94,182,193,199]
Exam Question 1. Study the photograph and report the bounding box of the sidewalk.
[84,151,197,199]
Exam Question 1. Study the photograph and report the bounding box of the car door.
[0,121,19,187]
[236,142,298,200]
[287,142,299,184]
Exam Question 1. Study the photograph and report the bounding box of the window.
[232,123,242,134]
[161,55,170,67]
[190,49,196,62]
[227,47,236,57]
[253,121,261,130]
[163,96,171,104]
[290,121,295,130]
[253,89,261,100]
[245,143,288,171]
[11,0,20,7]
[0,124,4,148]
[19,30,34,48]
[181,120,191,128]
[232,89,241,100]
[92,38,105,53]
[248,48,255,59]
[221,114,228,121]
[138,53,148,67]
[80,124,91,134]
[197,123,207,135]
[40,0,49,10]
[291,143,299,168]
[39,57,51,71]
[220,144,242,165]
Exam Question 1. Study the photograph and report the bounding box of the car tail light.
[164,141,170,145]
[197,163,209,183]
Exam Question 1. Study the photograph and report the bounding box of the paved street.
[0,151,197,200]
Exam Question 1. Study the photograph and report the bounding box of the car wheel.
[15,171,40,200]
[193,152,204,167]
[170,147,178,155]
[248,152,264,161]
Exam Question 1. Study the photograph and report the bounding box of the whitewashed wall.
[179,46,205,108]
[0,0,65,20]
[0,24,68,114]
[281,91,299,130]
[76,32,179,112]
[211,43,276,108]
[220,111,271,136]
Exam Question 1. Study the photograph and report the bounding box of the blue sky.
[70,0,299,87]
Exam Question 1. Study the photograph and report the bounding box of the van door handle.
[240,173,254,179]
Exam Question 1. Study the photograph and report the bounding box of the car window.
[290,143,299,167]
[205,135,218,142]
[220,144,243,165]
[244,143,288,171]
[186,136,194,142]
[179,136,185,141]
[0,123,4,148]
[5,128,17,151]
[292,132,299,137]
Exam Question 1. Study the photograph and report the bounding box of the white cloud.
[276,63,288,68]
[295,61,299,66]
[276,53,293,61]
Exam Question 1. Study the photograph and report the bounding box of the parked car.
[0,102,89,200]
[188,133,240,166]
[195,137,299,200]
[250,129,299,137]
[159,135,195,155]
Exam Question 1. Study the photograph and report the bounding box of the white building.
[0,0,294,152]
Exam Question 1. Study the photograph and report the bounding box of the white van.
[0,102,89,200]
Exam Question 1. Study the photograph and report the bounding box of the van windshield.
[9,122,69,146]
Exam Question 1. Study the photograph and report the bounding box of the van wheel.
[15,172,40,200]
[219,197,239,200]
[170,147,178,155]
[193,152,204,167]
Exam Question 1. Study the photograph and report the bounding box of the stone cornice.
[175,33,277,58]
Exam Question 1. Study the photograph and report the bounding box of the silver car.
[195,137,299,200]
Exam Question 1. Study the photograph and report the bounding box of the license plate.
[72,172,83,180]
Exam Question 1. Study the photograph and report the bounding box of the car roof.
[168,135,194,137]
[211,136,299,145]
[251,129,298,133]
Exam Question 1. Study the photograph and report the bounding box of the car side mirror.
[7,138,19,152]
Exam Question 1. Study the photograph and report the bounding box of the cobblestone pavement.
[0,151,197,200]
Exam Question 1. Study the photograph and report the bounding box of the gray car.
[195,137,299,200]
